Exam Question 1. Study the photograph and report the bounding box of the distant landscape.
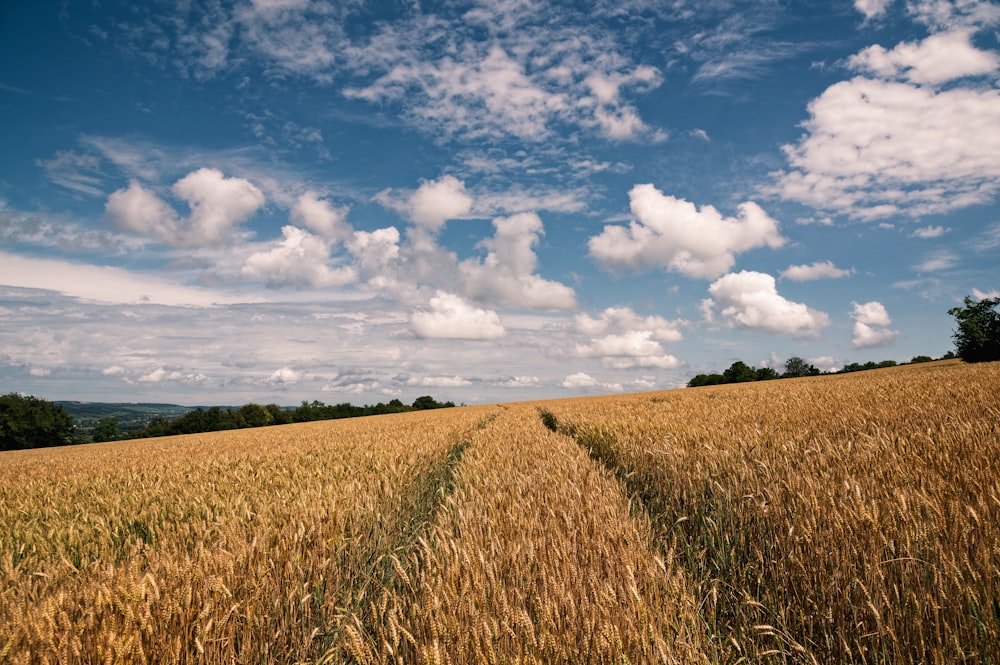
[54,402,198,437]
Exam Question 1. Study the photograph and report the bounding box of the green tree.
[0,393,76,451]
[687,373,725,388]
[237,403,273,428]
[92,416,121,443]
[723,361,757,383]
[783,356,818,378]
[948,296,1000,363]
[755,366,780,381]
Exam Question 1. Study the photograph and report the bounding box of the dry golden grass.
[2,361,996,664]
[539,360,1000,663]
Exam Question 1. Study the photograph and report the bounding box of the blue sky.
[1,0,998,405]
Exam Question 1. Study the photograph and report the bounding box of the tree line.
[686,354,950,388]
[1,395,455,451]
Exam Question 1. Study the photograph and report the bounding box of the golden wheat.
[540,360,1000,663]
[2,361,995,664]
[334,406,707,664]
[0,407,493,664]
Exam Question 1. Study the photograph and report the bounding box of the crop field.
[1,360,998,664]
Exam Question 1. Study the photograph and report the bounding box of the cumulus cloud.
[106,168,265,246]
[574,330,681,369]
[242,225,357,288]
[268,366,303,384]
[346,227,402,287]
[459,212,576,310]
[291,191,351,242]
[409,291,506,340]
[706,270,830,336]
[575,306,682,342]
[775,50,1000,218]
[588,184,785,279]
[561,372,598,388]
[170,168,266,242]
[851,300,899,348]
[105,181,178,241]
[560,372,622,391]
[398,176,473,232]
[780,260,853,281]
[848,31,1000,85]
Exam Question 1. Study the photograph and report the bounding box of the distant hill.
[54,402,202,437]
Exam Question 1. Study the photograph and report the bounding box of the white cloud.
[35,150,105,197]
[348,44,567,141]
[574,306,682,342]
[137,367,209,384]
[561,372,599,388]
[911,225,949,238]
[560,372,622,391]
[380,175,473,232]
[706,271,830,336]
[494,375,541,388]
[105,181,178,241]
[852,300,893,326]
[407,375,471,388]
[171,168,266,243]
[775,77,1000,219]
[916,251,958,272]
[106,168,265,246]
[102,365,126,376]
[574,330,682,369]
[459,212,577,310]
[346,227,402,287]
[409,291,506,340]
[852,322,899,348]
[907,0,1000,31]
[972,287,1000,299]
[809,355,842,372]
[291,191,352,242]
[242,225,357,288]
[588,184,785,279]
[268,366,303,384]
[780,260,853,281]
[849,31,1000,85]
[850,300,899,348]
[29,366,51,377]
[583,66,662,140]
[855,0,892,19]
[0,251,252,306]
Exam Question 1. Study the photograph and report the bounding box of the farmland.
[2,360,998,663]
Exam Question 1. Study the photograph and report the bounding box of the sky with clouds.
[1,0,998,406]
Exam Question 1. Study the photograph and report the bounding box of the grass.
[1,360,997,663]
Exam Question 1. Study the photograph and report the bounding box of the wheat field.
[1,360,997,663]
